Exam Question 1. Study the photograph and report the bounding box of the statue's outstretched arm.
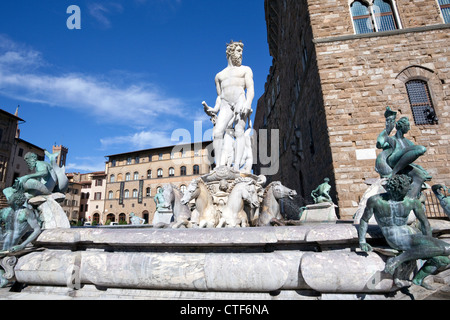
[412,198,432,237]
[10,209,41,252]
[243,68,254,116]
[359,198,375,252]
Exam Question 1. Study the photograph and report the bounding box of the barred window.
[439,0,450,23]
[405,80,438,125]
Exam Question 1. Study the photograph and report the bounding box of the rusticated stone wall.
[255,0,450,219]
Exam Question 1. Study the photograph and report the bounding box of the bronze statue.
[0,188,41,253]
[14,151,68,196]
[375,107,431,199]
[359,174,450,289]
[432,184,450,219]
[311,178,333,204]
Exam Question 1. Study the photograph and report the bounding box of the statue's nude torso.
[216,66,251,110]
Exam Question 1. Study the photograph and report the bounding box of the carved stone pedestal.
[152,209,174,225]
[299,202,338,223]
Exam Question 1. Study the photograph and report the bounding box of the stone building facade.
[86,171,107,224]
[104,141,212,224]
[62,173,82,222]
[254,0,450,219]
[0,109,22,194]
[0,108,46,208]
[7,138,45,189]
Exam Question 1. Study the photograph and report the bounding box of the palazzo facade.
[254,0,450,219]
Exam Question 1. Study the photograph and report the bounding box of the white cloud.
[0,35,44,70]
[88,3,124,29]
[100,130,176,151]
[65,156,107,173]
[0,36,184,127]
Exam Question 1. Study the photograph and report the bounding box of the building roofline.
[0,109,25,122]
[90,171,106,176]
[16,138,45,152]
[105,140,213,158]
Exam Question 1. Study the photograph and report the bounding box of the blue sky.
[0,0,271,173]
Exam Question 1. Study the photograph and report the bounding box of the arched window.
[110,174,115,183]
[169,167,175,177]
[124,189,130,198]
[117,173,123,182]
[180,166,187,176]
[193,165,200,175]
[157,169,163,178]
[93,213,100,224]
[146,187,151,197]
[132,189,138,198]
[134,172,139,180]
[147,170,152,179]
[405,80,438,125]
[438,0,450,23]
[373,0,397,31]
[180,185,187,194]
[351,1,374,34]
[125,173,131,181]
[108,191,114,199]
[119,213,126,223]
[106,213,116,223]
[350,0,399,34]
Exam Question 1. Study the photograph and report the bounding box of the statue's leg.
[213,136,224,167]
[412,256,450,289]
[384,235,450,275]
[216,218,226,228]
[213,106,234,167]
[389,146,427,177]
[0,269,8,288]
[233,120,246,171]
[23,179,52,196]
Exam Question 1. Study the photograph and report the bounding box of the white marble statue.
[203,41,255,173]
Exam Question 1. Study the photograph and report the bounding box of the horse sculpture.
[160,183,192,228]
[180,178,219,228]
[256,181,297,227]
[216,179,260,228]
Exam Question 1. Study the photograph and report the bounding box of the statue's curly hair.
[10,190,27,207]
[395,117,410,132]
[226,41,244,58]
[386,174,412,195]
